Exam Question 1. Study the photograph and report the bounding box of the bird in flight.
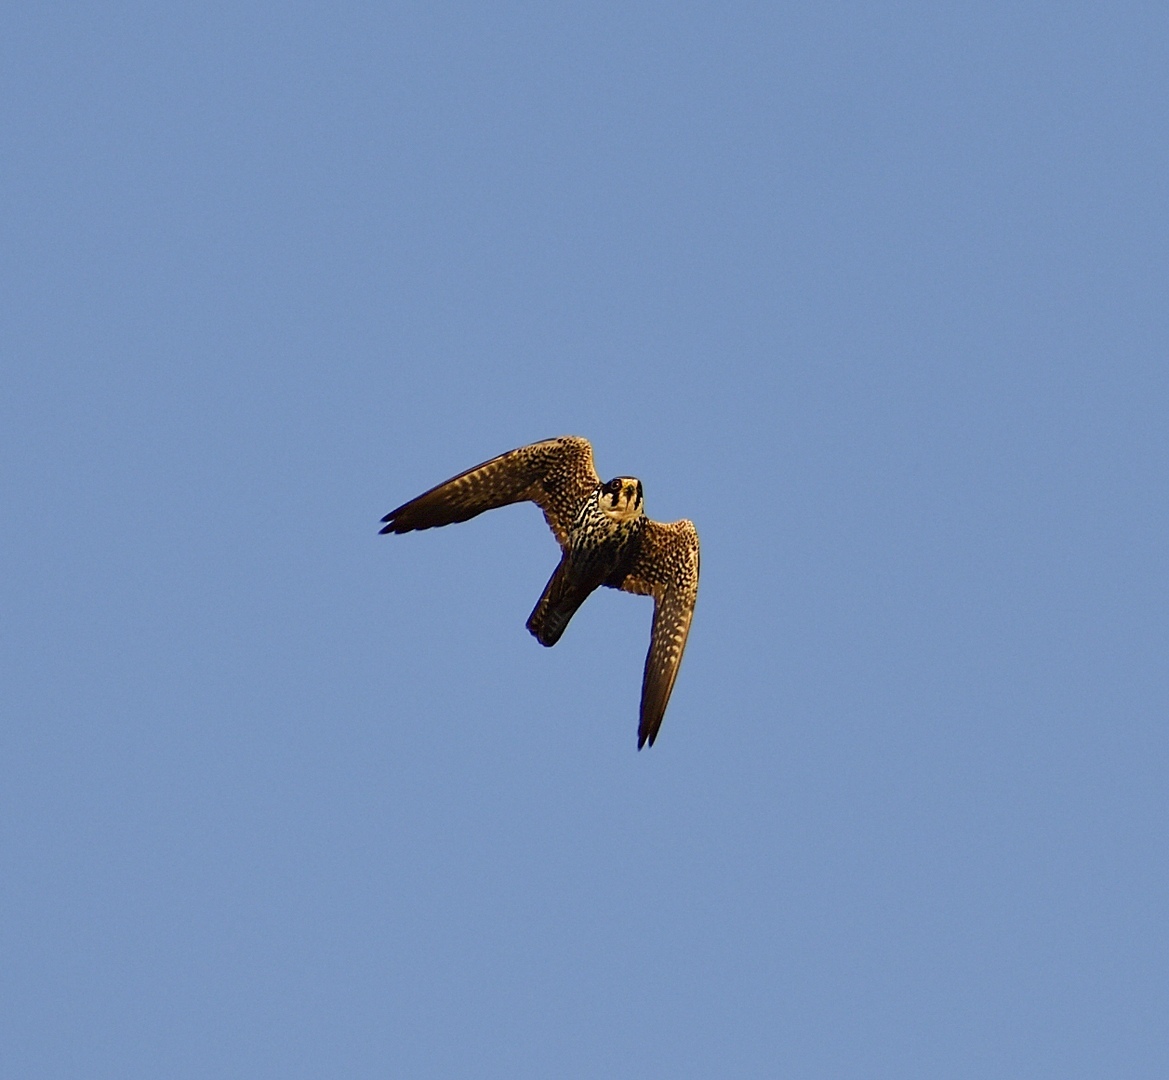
[380,436,699,748]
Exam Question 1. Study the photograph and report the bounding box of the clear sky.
[4,3,1167,1077]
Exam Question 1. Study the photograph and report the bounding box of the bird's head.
[599,477,644,522]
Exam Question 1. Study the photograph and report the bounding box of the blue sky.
[4,3,1168,1076]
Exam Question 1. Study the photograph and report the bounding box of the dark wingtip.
[378,522,394,534]
[380,506,410,533]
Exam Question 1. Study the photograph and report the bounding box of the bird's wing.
[380,436,600,550]
[611,518,700,748]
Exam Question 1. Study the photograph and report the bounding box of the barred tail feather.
[526,559,592,647]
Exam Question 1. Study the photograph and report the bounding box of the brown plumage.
[380,436,699,748]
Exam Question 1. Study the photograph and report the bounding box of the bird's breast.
[567,512,643,576]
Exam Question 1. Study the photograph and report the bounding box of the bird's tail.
[526,558,593,647]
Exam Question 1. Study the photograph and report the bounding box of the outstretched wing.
[380,436,600,550]
[610,518,700,748]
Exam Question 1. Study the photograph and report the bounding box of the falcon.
[379,436,699,748]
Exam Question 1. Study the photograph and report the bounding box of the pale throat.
[600,479,644,524]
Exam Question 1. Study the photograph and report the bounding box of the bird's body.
[379,437,699,748]
[527,478,645,647]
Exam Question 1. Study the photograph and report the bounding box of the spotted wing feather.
[611,518,700,748]
[379,436,600,550]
